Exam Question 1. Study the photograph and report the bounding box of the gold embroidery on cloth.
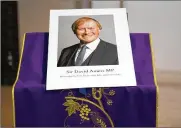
[62,88,116,127]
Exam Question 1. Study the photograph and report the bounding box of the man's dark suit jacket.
[57,39,119,67]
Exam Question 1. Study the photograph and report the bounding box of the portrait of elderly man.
[57,17,119,67]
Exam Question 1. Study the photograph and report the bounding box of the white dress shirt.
[74,38,100,63]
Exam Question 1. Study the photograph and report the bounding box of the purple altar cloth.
[13,33,158,127]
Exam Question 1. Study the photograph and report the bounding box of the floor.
[158,82,181,127]
[1,82,181,127]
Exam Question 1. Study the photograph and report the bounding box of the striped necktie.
[75,45,87,66]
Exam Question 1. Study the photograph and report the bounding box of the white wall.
[18,0,77,51]
[123,1,181,72]
[91,1,121,8]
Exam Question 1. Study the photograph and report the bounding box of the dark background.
[1,1,19,86]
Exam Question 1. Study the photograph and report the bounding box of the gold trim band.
[149,34,159,127]
[12,34,26,127]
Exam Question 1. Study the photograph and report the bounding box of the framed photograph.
[46,8,136,90]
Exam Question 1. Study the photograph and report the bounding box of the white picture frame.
[46,8,136,90]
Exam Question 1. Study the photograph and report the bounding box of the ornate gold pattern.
[63,95,115,127]
[62,87,116,127]
[89,112,107,128]
[79,104,91,120]
[92,88,115,106]
[96,118,107,128]
[63,99,81,116]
